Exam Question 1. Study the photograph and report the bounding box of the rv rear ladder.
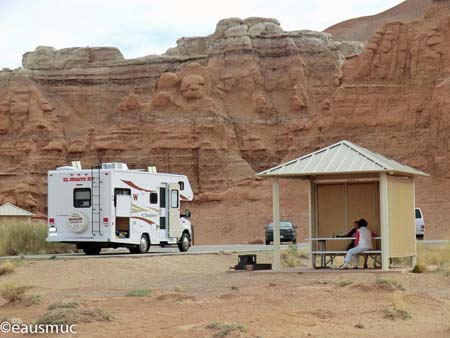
[91,167,102,236]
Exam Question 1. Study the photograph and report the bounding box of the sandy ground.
[0,253,450,338]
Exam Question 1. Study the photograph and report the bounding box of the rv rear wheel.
[82,247,101,255]
[178,232,191,252]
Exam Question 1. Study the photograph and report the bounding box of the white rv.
[47,162,194,255]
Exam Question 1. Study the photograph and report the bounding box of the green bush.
[0,222,75,256]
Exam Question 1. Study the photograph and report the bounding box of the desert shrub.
[36,306,113,325]
[384,292,411,320]
[417,243,450,266]
[416,243,450,277]
[0,282,32,303]
[21,294,42,306]
[384,306,411,320]
[338,279,353,287]
[281,244,308,267]
[125,289,151,297]
[376,277,404,291]
[207,321,246,338]
[156,293,196,302]
[48,301,80,310]
[0,261,15,276]
[0,222,76,256]
[412,264,427,273]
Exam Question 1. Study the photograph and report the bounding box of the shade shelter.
[258,140,428,271]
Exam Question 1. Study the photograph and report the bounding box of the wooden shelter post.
[380,173,390,271]
[272,178,281,271]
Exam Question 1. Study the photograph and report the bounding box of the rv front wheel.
[178,232,191,252]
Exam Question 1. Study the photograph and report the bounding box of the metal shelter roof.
[0,203,34,216]
[258,140,429,178]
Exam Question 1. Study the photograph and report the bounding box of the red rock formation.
[0,18,359,244]
[287,2,450,240]
[325,0,434,42]
[4,9,450,243]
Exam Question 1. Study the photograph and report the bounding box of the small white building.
[0,203,34,224]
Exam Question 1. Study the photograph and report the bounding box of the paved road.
[0,240,444,260]
[421,240,450,245]
[0,243,308,260]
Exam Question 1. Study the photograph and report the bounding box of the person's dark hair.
[358,218,368,227]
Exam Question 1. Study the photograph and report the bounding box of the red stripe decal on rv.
[131,217,155,225]
[121,180,156,193]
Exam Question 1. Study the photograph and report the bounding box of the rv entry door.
[168,183,182,238]
[115,191,131,238]
[116,194,131,217]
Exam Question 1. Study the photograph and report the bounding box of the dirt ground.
[0,252,450,338]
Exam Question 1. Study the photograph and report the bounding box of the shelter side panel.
[347,182,381,238]
[387,176,415,257]
[317,184,345,250]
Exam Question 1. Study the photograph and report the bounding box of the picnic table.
[310,237,382,269]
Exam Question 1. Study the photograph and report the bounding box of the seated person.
[340,218,374,269]
[336,221,359,251]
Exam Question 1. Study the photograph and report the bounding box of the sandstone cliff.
[0,18,362,243]
[1,6,449,243]
[291,1,450,240]
[325,0,433,42]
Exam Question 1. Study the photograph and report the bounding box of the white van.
[47,162,194,254]
[415,207,425,240]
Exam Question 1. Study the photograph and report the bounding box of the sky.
[0,0,404,69]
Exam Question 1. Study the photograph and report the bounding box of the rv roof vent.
[148,166,157,173]
[56,166,77,171]
[101,163,129,170]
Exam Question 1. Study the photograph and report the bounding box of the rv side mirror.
[185,209,191,219]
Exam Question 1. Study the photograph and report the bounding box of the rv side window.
[150,192,158,204]
[159,187,166,208]
[114,188,131,206]
[74,188,91,208]
[178,181,184,191]
[171,190,179,208]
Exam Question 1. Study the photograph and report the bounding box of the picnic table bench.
[311,237,382,269]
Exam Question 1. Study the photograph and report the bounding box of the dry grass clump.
[36,303,114,326]
[0,282,32,303]
[281,244,308,268]
[412,264,427,273]
[48,301,80,310]
[21,294,42,306]
[417,243,450,265]
[207,321,246,338]
[384,292,411,320]
[0,261,15,276]
[156,293,196,302]
[416,243,450,277]
[125,289,152,297]
[338,279,353,287]
[376,277,405,291]
[0,222,75,256]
